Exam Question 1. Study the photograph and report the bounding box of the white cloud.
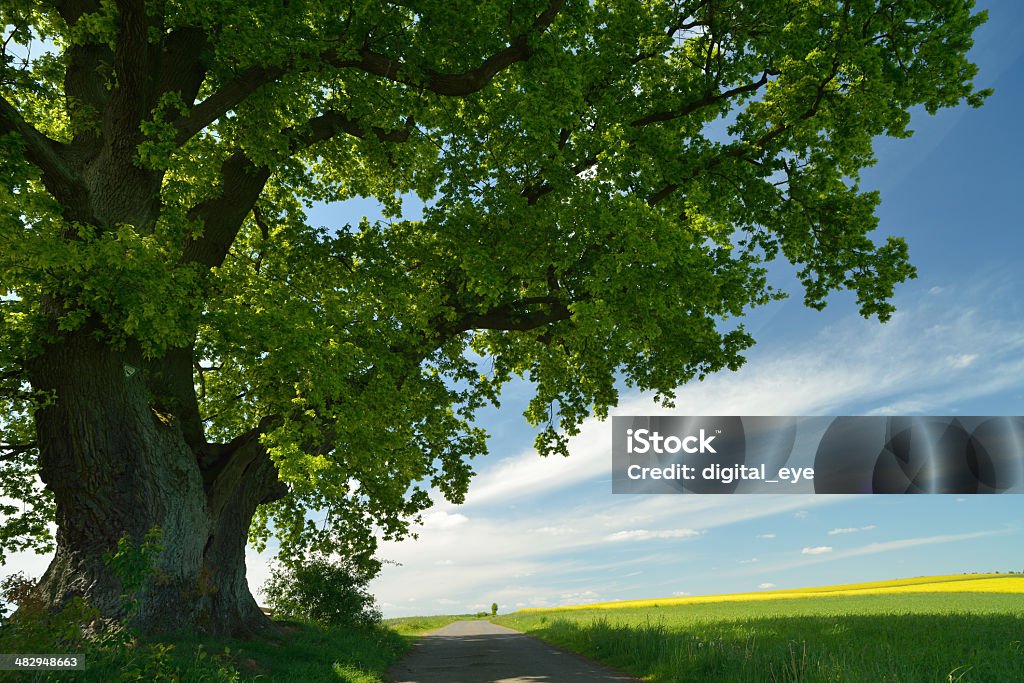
[672,591,692,597]
[828,525,876,535]
[802,546,833,555]
[604,528,702,542]
[759,583,777,589]
[560,590,599,602]
[459,417,613,506]
[948,353,978,369]
[754,530,1013,575]
[533,526,578,536]
[757,533,777,539]
[739,558,760,564]
[370,494,847,616]
[657,285,1024,419]
[794,510,809,519]
[421,510,469,530]
[833,531,1008,561]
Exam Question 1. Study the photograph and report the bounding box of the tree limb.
[302,111,415,147]
[104,0,154,147]
[442,296,572,338]
[0,442,37,462]
[172,0,565,146]
[173,63,287,146]
[154,26,209,119]
[50,0,100,26]
[182,152,273,268]
[630,69,773,127]
[646,64,840,207]
[0,95,91,219]
[183,111,413,269]
[202,415,285,516]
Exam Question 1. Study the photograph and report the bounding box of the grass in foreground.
[0,613,472,682]
[495,577,1024,683]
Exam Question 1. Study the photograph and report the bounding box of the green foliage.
[262,555,383,629]
[496,593,1024,682]
[491,602,498,617]
[0,0,993,565]
[103,527,164,617]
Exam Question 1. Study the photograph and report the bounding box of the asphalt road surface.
[387,620,639,683]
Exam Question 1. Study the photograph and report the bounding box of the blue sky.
[4,0,1024,619]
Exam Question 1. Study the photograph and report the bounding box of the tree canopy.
[0,0,989,574]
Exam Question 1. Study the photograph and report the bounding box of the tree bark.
[26,329,278,637]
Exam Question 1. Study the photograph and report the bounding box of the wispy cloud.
[759,583,777,589]
[802,546,834,555]
[604,529,702,542]
[753,530,1014,575]
[757,533,777,539]
[828,525,877,535]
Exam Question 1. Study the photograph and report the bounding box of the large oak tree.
[0,0,988,635]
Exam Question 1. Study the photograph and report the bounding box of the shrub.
[261,555,383,629]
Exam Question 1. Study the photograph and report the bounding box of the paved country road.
[387,620,640,683]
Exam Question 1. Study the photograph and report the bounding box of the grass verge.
[0,613,473,682]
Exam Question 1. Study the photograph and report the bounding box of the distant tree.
[491,602,499,617]
[0,0,989,636]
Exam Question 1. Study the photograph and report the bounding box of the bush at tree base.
[261,556,383,629]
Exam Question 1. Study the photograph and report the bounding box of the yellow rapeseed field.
[521,574,1024,612]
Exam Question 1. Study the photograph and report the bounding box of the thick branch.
[303,111,414,146]
[183,114,413,269]
[173,0,564,146]
[0,95,91,218]
[50,0,100,26]
[154,27,209,117]
[0,442,37,462]
[182,152,272,268]
[173,64,286,146]
[331,0,565,95]
[144,344,206,453]
[104,0,154,145]
[202,415,286,516]
[448,298,572,335]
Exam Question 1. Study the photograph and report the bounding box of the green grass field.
[494,575,1024,682]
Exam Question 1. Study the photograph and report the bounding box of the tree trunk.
[26,329,278,637]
